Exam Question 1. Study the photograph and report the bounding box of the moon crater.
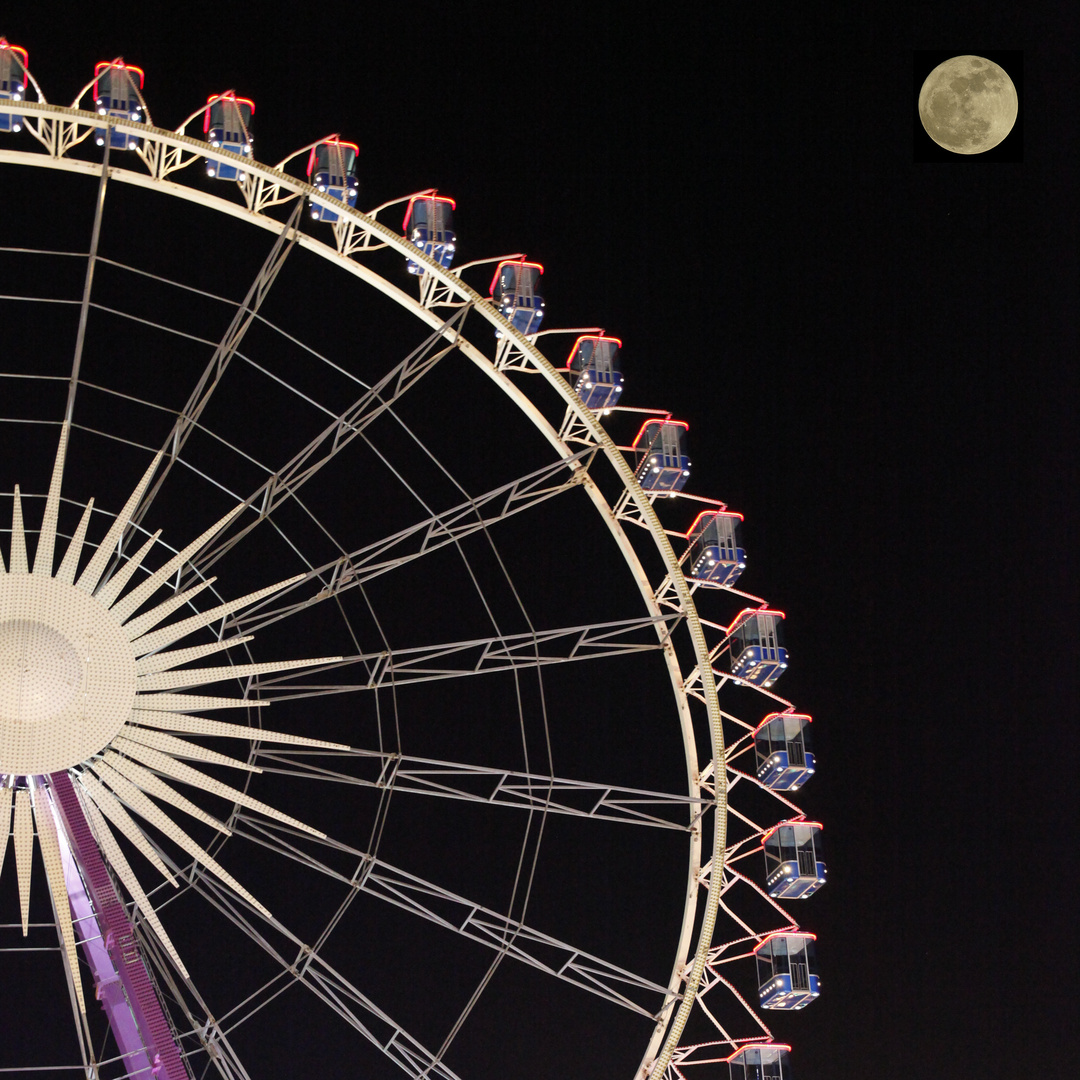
[919,55,1017,155]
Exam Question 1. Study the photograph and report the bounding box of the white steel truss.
[244,613,680,696]
[219,814,678,1021]
[221,448,596,636]
[251,751,708,831]
[0,95,819,1079]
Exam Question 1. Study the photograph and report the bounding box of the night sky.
[0,3,1076,1079]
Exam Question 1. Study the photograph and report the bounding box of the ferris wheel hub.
[0,573,136,774]
[0,620,82,717]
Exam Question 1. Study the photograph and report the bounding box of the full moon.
[918,55,1018,155]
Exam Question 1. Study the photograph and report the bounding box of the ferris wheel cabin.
[204,93,254,180]
[403,194,457,274]
[763,821,826,898]
[726,1044,793,1080]
[633,419,690,493]
[307,138,359,222]
[93,60,145,150]
[568,335,624,411]
[754,712,814,791]
[490,260,545,336]
[753,932,820,1010]
[0,39,28,133]
[728,608,787,687]
[687,509,746,586]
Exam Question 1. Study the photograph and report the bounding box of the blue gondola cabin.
[754,713,814,791]
[568,335,624,411]
[204,93,254,180]
[763,821,826,899]
[307,139,359,222]
[726,1045,793,1080]
[633,420,690,493]
[728,608,787,687]
[754,933,820,1010]
[0,39,28,133]
[404,194,457,274]
[687,510,746,586]
[93,60,145,150]
[490,260,545,336]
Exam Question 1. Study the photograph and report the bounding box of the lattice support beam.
[253,751,706,831]
[247,613,677,698]
[225,448,594,635]
[232,817,675,1020]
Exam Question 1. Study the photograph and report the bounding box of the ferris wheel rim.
[0,102,731,1077]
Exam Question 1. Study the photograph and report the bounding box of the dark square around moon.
[913,50,1024,163]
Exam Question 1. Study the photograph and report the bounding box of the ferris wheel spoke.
[186,303,476,578]
[178,871,466,1080]
[64,140,110,432]
[230,814,673,1020]
[223,448,595,636]
[253,750,707,831]
[122,198,305,541]
[245,613,678,698]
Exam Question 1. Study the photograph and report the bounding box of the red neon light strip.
[0,41,29,66]
[724,1044,793,1064]
[631,418,690,450]
[566,334,623,364]
[760,820,823,844]
[93,59,145,102]
[403,194,457,231]
[307,137,360,178]
[753,712,812,734]
[204,91,256,111]
[752,931,817,954]
[203,92,256,134]
[726,607,786,634]
[489,259,545,296]
[687,509,745,534]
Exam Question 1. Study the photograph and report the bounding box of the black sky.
[0,3,1076,1078]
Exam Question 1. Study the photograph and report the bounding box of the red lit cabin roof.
[754,712,812,735]
[566,334,623,369]
[306,138,360,177]
[567,334,623,358]
[752,931,816,955]
[0,39,29,66]
[761,820,823,845]
[724,1044,792,1064]
[488,260,544,296]
[688,508,744,535]
[402,193,457,231]
[94,60,145,88]
[203,92,256,133]
[631,418,689,450]
[727,607,786,634]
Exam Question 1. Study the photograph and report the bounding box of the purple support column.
[56,823,156,1079]
[49,771,190,1080]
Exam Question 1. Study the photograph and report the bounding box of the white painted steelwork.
[0,93,815,1080]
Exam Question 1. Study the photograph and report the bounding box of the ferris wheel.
[0,42,825,1080]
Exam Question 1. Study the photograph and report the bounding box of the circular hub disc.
[0,574,136,774]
